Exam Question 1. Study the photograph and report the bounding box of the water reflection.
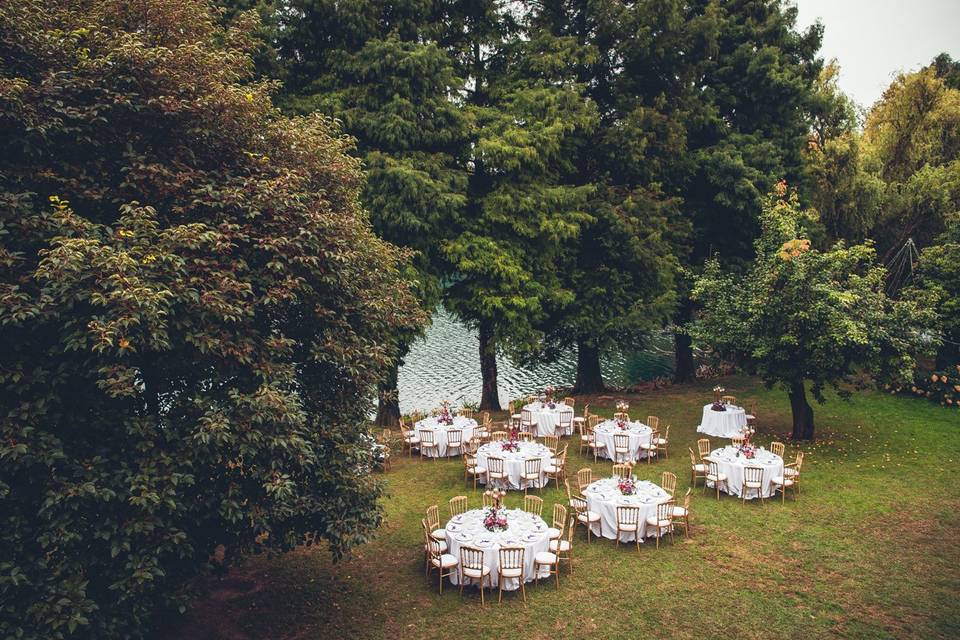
[397,309,675,413]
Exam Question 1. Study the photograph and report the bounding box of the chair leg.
[498,574,503,603]
[520,578,526,603]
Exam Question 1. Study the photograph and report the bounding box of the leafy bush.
[898,366,960,408]
[0,1,420,638]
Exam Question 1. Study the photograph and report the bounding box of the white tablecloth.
[706,446,784,499]
[592,420,653,462]
[697,404,747,438]
[522,402,575,437]
[415,416,477,457]
[583,478,672,542]
[444,508,550,590]
[475,441,553,490]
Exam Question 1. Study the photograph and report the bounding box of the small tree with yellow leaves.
[690,186,937,440]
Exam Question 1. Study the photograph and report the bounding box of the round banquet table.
[706,446,784,499]
[414,416,477,457]
[583,478,672,542]
[522,402,575,437]
[445,508,551,590]
[696,403,747,438]
[475,441,553,490]
[592,420,653,462]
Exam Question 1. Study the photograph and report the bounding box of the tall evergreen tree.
[263,1,470,423]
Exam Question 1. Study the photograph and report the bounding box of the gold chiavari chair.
[523,494,544,516]
[655,424,670,459]
[745,401,758,425]
[770,441,785,458]
[773,452,804,502]
[534,542,561,588]
[518,431,535,442]
[458,546,491,604]
[731,435,746,447]
[421,518,448,575]
[613,411,629,422]
[587,414,601,429]
[464,453,486,489]
[520,458,542,495]
[520,408,538,434]
[697,438,712,461]
[705,461,728,500]
[480,410,490,425]
[461,407,474,420]
[587,424,607,462]
[418,429,439,460]
[689,448,708,487]
[426,505,444,541]
[742,466,764,505]
[448,495,468,518]
[447,429,464,457]
[543,434,560,454]
[544,446,567,490]
[557,410,573,437]
[612,463,631,479]
[784,451,804,484]
[672,489,692,537]
[577,421,592,456]
[509,401,522,425]
[569,494,600,543]
[486,456,508,490]
[645,500,675,549]
[425,526,457,591]
[490,430,509,441]
[497,547,526,603]
[548,520,576,574]
[576,468,593,492]
[563,396,575,408]
[638,430,658,464]
[612,432,630,463]
[615,505,642,552]
[646,415,660,430]
[402,418,421,457]
[547,503,567,541]
[721,395,736,405]
[661,471,677,497]
[572,402,590,434]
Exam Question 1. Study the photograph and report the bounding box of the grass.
[164,376,960,640]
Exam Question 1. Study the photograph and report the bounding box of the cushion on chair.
[672,506,687,517]
[576,511,600,523]
[617,523,638,531]
[549,539,571,552]
[546,527,562,539]
[706,473,727,482]
[432,553,458,569]
[772,476,794,486]
[535,551,558,564]
[500,567,523,578]
[544,465,559,474]
[468,466,487,475]
[405,436,420,444]
[462,565,490,578]
[645,517,671,527]
[693,464,707,472]
[431,529,446,541]
[744,481,762,488]
[656,438,667,445]
[425,540,448,553]
[784,468,799,477]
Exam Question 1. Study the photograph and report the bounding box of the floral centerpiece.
[543,386,557,409]
[736,443,757,459]
[482,489,508,531]
[616,418,628,430]
[711,386,726,412]
[501,438,520,452]
[617,476,637,495]
[434,400,454,425]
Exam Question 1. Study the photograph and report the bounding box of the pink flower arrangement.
[435,400,454,425]
[501,439,520,452]
[483,506,509,531]
[617,477,637,495]
[616,419,628,430]
[737,444,757,459]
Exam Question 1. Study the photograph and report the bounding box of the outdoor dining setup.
[397,386,805,602]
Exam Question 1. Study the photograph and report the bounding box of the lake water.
[397,309,676,413]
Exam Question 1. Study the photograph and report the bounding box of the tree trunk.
[673,331,696,384]
[673,298,696,383]
[478,320,501,411]
[573,337,605,394]
[375,359,401,427]
[788,381,815,441]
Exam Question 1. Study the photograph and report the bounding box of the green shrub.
[0,1,421,637]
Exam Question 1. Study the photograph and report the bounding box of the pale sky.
[794,0,960,110]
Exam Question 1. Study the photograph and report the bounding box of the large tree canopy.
[0,1,420,638]
[690,187,936,440]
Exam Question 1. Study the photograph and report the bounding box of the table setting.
[414,401,477,457]
[696,387,747,438]
[592,419,654,462]
[522,391,575,437]
[444,507,551,589]
[706,444,784,499]
[583,477,672,542]
[475,440,553,490]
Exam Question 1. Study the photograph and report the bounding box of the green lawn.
[165,377,960,640]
